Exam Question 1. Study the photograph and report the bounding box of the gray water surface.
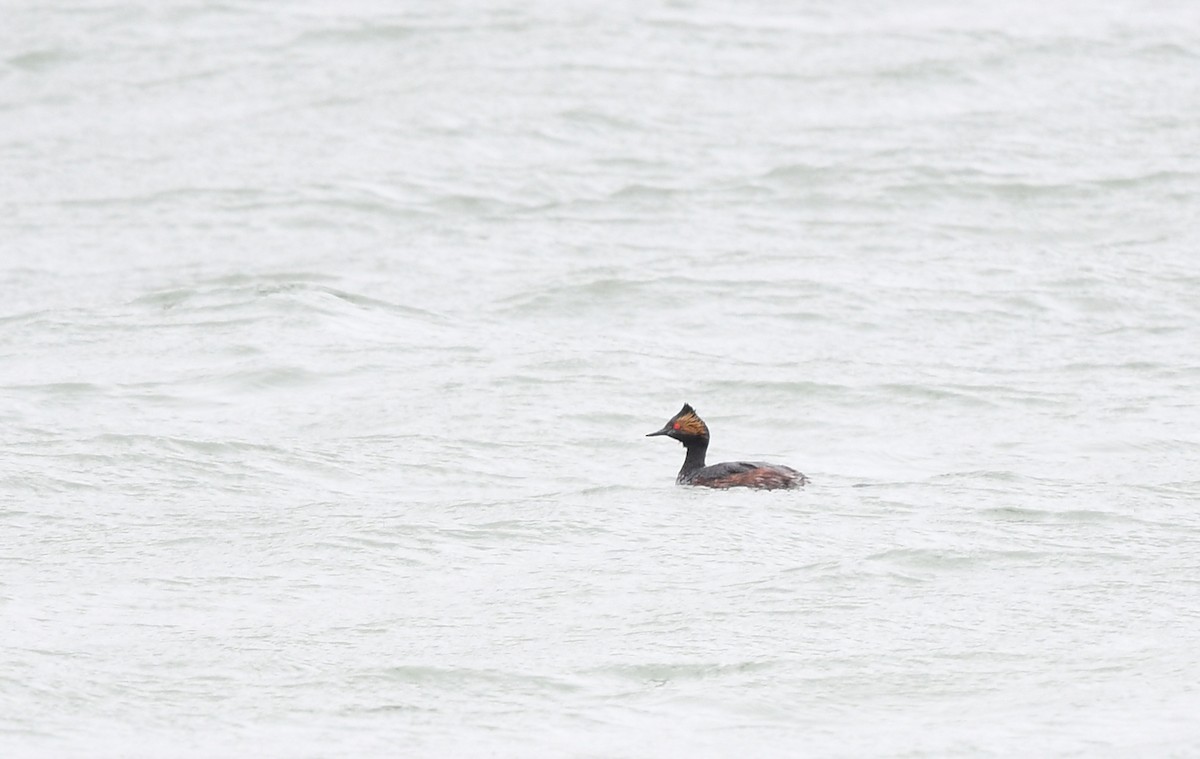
[3,1,1200,756]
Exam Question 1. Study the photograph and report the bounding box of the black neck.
[679,437,709,477]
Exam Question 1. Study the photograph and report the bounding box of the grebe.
[646,403,807,490]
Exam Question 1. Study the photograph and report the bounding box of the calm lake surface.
[3,1,1200,756]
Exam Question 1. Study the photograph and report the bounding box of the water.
[4,1,1200,755]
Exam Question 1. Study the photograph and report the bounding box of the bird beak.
[646,423,672,437]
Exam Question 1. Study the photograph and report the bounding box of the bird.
[646,403,807,490]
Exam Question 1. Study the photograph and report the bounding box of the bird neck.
[679,436,709,477]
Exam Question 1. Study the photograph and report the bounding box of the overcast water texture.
[4,0,1200,756]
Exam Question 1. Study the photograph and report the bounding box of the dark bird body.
[647,404,807,490]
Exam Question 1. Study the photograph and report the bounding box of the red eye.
[673,422,681,430]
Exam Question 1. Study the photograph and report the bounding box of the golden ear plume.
[673,404,709,437]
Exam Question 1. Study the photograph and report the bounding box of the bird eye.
[672,422,681,430]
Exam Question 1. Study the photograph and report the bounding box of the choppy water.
[4,1,1200,756]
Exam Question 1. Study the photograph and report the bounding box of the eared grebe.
[646,403,807,490]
